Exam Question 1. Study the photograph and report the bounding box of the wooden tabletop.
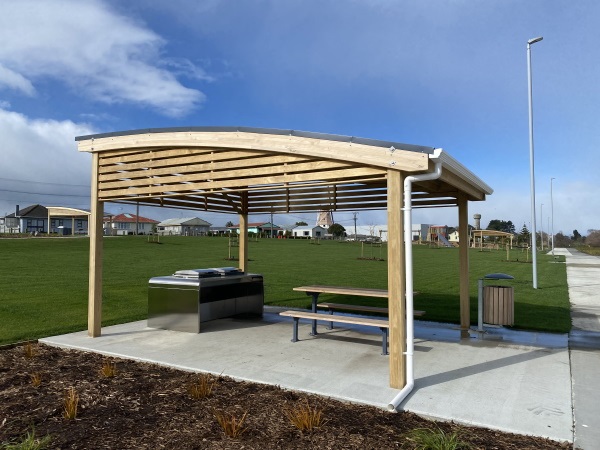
[293,285,388,298]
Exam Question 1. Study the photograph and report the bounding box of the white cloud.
[0,0,205,117]
[0,108,95,214]
[0,64,35,96]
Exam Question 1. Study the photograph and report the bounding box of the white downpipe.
[388,149,443,411]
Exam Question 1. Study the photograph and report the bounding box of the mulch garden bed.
[0,344,571,449]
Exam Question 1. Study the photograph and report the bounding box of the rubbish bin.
[483,285,514,325]
[478,273,514,331]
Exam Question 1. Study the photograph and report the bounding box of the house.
[448,230,460,242]
[156,217,212,236]
[411,224,429,242]
[103,213,159,235]
[227,222,282,237]
[209,226,232,235]
[2,204,90,235]
[292,225,326,238]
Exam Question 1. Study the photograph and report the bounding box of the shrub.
[100,361,117,378]
[63,387,79,420]
[0,427,52,450]
[188,373,216,399]
[23,343,37,359]
[30,372,42,388]
[405,426,472,450]
[214,411,247,438]
[284,399,325,431]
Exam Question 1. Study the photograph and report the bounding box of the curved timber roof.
[76,127,492,214]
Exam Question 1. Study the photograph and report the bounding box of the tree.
[518,223,530,246]
[225,221,234,227]
[586,230,600,247]
[554,232,572,247]
[328,223,346,237]
[572,230,582,242]
[295,221,308,226]
[487,219,515,234]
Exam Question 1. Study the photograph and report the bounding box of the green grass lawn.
[0,236,570,345]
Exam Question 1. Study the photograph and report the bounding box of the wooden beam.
[98,167,386,199]
[458,193,470,333]
[239,193,249,273]
[88,153,104,337]
[99,153,317,181]
[387,169,405,389]
[78,131,430,173]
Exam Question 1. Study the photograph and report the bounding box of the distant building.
[292,225,326,238]
[448,230,460,242]
[316,210,334,229]
[103,213,159,235]
[2,204,90,235]
[412,224,429,241]
[156,217,212,236]
[227,222,282,237]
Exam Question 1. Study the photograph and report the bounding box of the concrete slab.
[564,248,600,332]
[561,248,600,449]
[40,311,573,443]
[571,349,600,450]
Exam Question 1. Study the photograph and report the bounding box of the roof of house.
[6,204,48,218]
[106,213,159,224]
[157,217,212,227]
[293,225,326,231]
[227,222,281,229]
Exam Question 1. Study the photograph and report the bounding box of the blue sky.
[1,0,598,235]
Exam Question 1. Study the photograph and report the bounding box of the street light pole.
[540,203,544,251]
[551,177,555,256]
[527,36,543,289]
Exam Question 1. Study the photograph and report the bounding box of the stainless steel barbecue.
[148,267,264,333]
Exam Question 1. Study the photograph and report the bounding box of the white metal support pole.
[551,177,555,256]
[527,36,543,289]
[540,203,544,251]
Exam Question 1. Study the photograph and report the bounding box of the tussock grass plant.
[30,372,42,388]
[100,360,117,378]
[0,427,52,450]
[188,373,216,399]
[22,343,37,358]
[284,399,325,431]
[63,387,79,420]
[214,411,248,438]
[405,426,472,450]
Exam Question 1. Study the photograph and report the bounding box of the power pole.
[353,212,358,240]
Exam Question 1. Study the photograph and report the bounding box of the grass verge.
[0,236,570,345]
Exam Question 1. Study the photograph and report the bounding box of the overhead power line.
[0,177,90,188]
[0,188,90,197]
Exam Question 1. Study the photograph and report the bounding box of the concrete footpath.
[556,248,600,450]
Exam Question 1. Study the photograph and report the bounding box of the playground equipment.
[426,225,452,247]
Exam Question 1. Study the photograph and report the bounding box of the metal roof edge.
[432,149,494,195]
[75,126,435,154]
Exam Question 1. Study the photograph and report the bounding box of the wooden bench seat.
[279,310,390,355]
[316,302,425,317]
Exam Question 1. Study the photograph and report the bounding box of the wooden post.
[239,192,249,273]
[88,153,104,337]
[458,194,470,333]
[387,169,405,389]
